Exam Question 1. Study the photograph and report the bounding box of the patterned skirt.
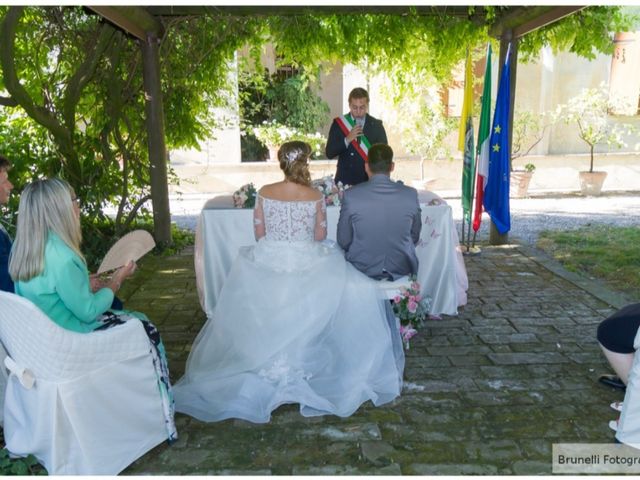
[95,310,177,443]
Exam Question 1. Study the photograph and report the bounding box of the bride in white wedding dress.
[174,141,404,423]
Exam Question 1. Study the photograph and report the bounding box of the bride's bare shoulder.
[259,182,322,202]
[299,185,323,201]
[258,182,282,198]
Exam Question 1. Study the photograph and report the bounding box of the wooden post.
[141,33,172,247]
[490,30,519,246]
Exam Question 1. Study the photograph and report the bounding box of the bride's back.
[256,181,325,242]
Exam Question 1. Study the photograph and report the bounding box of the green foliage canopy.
[0,4,634,232]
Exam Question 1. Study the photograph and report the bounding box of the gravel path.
[170,193,640,247]
[454,194,640,246]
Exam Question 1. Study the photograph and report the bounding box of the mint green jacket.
[15,232,114,333]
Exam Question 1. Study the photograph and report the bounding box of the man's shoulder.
[344,180,372,196]
[346,178,417,198]
[366,114,384,126]
[396,181,419,196]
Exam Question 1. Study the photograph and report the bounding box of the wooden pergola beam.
[145,5,477,17]
[87,6,164,41]
[489,5,585,39]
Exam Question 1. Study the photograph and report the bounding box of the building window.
[275,57,300,81]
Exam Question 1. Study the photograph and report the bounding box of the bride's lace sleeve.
[315,199,327,241]
[254,195,265,240]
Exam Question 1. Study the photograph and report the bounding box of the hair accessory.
[285,148,302,165]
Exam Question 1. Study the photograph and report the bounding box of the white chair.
[616,327,640,447]
[0,291,170,475]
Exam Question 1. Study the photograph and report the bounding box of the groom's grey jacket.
[337,174,422,280]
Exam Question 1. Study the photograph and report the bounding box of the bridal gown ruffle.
[174,195,404,423]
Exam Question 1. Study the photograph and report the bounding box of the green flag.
[458,50,475,222]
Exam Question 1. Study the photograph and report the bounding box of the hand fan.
[97,230,155,274]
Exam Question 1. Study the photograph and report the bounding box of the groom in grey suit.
[337,144,422,280]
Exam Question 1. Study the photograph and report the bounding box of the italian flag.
[472,43,492,233]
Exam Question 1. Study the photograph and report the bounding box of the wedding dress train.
[174,195,404,423]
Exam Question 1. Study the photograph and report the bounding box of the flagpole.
[458,47,475,253]
[469,42,493,254]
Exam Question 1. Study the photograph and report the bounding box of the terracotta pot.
[510,171,533,198]
[578,171,608,196]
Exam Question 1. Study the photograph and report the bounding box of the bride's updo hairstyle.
[278,141,312,186]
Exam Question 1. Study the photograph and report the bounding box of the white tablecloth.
[195,204,468,317]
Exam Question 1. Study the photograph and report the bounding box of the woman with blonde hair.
[174,141,403,423]
[9,178,176,442]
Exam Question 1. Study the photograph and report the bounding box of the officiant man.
[0,154,14,292]
[337,144,421,280]
[325,87,388,186]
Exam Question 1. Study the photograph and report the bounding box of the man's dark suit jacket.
[325,113,387,186]
[0,227,13,292]
[337,174,422,280]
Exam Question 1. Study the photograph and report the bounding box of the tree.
[510,110,554,171]
[557,84,637,173]
[0,6,263,243]
[397,90,457,180]
[238,70,329,161]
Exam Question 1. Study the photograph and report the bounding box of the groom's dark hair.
[368,144,393,174]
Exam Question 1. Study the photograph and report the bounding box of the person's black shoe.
[599,374,626,390]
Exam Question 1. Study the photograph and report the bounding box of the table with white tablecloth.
[195,203,468,317]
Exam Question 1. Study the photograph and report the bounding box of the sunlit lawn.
[537,225,640,296]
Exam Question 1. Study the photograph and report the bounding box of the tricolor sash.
[335,113,372,162]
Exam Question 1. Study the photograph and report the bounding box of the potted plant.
[240,72,330,161]
[251,120,299,162]
[510,110,549,198]
[251,122,327,161]
[558,84,636,196]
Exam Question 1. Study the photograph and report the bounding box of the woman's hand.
[108,260,137,293]
[89,274,107,292]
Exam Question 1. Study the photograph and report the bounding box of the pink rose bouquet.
[392,276,432,349]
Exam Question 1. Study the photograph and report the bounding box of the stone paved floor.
[120,242,630,475]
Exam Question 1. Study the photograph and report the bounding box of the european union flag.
[483,44,511,234]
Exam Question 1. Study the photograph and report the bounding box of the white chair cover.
[0,291,168,475]
[615,328,640,447]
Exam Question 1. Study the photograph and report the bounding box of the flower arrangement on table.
[311,175,350,207]
[233,183,257,208]
[392,276,432,349]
